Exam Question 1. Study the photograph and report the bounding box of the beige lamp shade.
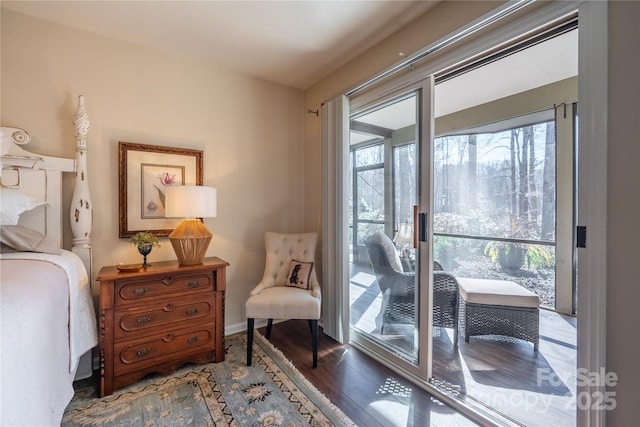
[165,185,217,265]
[394,222,414,244]
[165,185,217,218]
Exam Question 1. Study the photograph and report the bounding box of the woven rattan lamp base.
[169,218,212,265]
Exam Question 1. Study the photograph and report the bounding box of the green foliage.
[484,241,552,269]
[128,231,161,249]
[523,244,554,269]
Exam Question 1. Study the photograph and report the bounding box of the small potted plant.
[129,231,161,267]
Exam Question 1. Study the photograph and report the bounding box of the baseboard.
[225,319,279,335]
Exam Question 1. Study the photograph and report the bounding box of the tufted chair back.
[255,232,320,295]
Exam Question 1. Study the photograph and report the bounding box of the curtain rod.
[345,0,535,97]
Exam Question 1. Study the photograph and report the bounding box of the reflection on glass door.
[428,27,578,427]
[348,93,420,363]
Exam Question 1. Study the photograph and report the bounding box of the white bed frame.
[1,95,94,378]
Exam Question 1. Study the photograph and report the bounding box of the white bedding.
[0,250,98,426]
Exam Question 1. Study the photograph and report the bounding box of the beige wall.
[1,9,305,331]
[304,0,639,424]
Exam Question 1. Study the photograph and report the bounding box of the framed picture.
[119,142,203,238]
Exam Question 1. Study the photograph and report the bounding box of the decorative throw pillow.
[0,188,47,225]
[286,260,313,290]
[0,225,62,255]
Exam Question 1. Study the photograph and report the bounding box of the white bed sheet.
[0,250,98,426]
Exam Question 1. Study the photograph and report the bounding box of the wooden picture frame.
[118,142,203,238]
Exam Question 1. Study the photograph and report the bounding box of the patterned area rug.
[62,332,354,426]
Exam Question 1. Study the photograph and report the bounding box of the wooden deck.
[348,268,577,426]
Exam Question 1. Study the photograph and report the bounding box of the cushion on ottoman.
[457,277,540,308]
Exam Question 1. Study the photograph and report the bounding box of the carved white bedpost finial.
[70,95,92,250]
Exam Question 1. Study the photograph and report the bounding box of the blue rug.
[62,332,354,426]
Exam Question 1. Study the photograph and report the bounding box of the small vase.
[138,243,153,267]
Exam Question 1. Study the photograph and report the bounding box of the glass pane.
[355,144,384,167]
[434,122,556,242]
[349,93,419,365]
[356,169,384,222]
[433,235,556,308]
[432,114,557,309]
[394,143,417,228]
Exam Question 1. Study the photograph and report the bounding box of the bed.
[0,96,98,426]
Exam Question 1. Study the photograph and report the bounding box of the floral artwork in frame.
[119,142,203,238]
[140,164,185,219]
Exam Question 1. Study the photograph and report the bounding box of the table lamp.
[165,185,217,265]
[394,222,414,259]
[394,222,414,245]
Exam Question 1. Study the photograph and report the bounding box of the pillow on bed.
[0,225,61,255]
[0,188,47,225]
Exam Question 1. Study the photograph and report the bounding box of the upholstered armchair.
[246,232,322,367]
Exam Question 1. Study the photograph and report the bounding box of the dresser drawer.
[114,327,213,375]
[114,298,215,339]
[115,273,212,305]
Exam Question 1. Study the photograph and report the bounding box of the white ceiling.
[2,0,439,90]
[435,28,578,117]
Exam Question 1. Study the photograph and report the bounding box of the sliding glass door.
[320,2,587,424]
[348,83,435,375]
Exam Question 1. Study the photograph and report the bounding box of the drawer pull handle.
[136,348,151,357]
[188,280,200,288]
[136,316,151,323]
[133,287,148,295]
[186,308,198,316]
[188,336,199,343]
[164,303,175,311]
[162,277,174,285]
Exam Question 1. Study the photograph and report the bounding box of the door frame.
[348,83,432,379]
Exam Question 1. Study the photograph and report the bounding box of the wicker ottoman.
[457,277,540,351]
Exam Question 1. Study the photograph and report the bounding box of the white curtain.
[321,95,349,343]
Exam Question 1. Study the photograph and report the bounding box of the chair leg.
[247,318,254,366]
[453,298,459,348]
[453,322,459,348]
[266,319,273,339]
[310,319,318,368]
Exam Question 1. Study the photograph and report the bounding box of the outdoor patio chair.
[433,271,459,347]
[364,231,459,344]
[364,231,415,334]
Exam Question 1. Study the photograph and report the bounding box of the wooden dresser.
[97,257,228,397]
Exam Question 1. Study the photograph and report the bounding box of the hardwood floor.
[258,319,480,427]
